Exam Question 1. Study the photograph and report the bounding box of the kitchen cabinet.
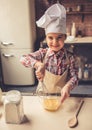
[0,0,36,85]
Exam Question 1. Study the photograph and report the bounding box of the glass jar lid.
[6,90,21,103]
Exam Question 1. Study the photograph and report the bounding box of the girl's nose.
[53,39,58,45]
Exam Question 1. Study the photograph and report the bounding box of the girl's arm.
[60,54,78,103]
[20,48,47,68]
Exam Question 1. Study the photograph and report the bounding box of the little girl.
[20,3,78,103]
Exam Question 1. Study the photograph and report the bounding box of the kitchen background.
[0,0,92,96]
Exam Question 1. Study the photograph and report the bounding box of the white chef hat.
[36,3,66,35]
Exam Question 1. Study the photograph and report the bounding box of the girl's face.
[46,33,66,52]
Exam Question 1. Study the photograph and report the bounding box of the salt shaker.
[4,90,24,124]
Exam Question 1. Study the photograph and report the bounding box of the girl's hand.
[35,62,45,81]
[60,85,71,103]
[20,56,31,67]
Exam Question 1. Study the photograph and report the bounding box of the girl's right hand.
[35,62,45,81]
[60,85,70,103]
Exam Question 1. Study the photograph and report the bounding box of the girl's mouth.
[51,45,59,48]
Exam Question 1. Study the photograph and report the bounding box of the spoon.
[68,100,84,128]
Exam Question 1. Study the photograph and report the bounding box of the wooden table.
[0,95,92,130]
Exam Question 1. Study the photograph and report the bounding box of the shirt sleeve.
[66,54,79,89]
[20,48,47,68]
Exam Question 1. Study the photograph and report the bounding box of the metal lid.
[6,90,21,103]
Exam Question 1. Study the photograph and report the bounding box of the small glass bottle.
[71,22,76,37]
[78,67,82,79]
[83,64,89,79]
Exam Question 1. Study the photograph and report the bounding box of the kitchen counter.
[65,36,92,44]
[0,95,92,130]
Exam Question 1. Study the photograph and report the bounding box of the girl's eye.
[57,36,63,40]
[48,36,53,40]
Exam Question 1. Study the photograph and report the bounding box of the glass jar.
[4,90,24,124]
[37,82,61,111]
[43,94,61,111]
